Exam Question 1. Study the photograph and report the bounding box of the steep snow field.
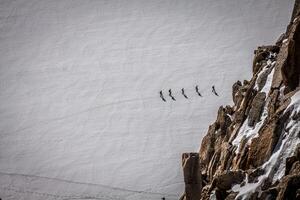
[0,0,294,199]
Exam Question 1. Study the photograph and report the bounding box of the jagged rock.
[199,185,211,200]
[234,110,244,124]
[243,80,250,85]
[290,161,300,175]
[199,126,216,174]
[202,171,245,200]
[252,45,279,74]
[253,48,269,74]
[216,106,232,135]
[276,162,300,200]
[281,39,300,90]
[233,81,253,112]
[232,142,248,170]
[286,156,298,175]
[281,11,300,90]
[225,105,234,115]
[263,188,279,200]
[272,40,291,91]
[218,143,233,172]
[291,0,300,25]
[247,116,279,168]
[276,33,286,46]
[207,149,221,181]
[233,80,242,105]
[248,168,265,183]
[268,88,281,117]
[264,45,280,54]
[247,92,266,127]
[180,2,300,199]
[224,192,238,200]
[286,146,300,175]
[215,188,228,200]
[214,170,245,191]
[234,81,257,124]
[182,153,202,200]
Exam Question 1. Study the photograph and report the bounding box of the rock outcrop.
[180,1,300,199]
[180,153,202,200]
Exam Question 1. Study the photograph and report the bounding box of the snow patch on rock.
[233,91,300,199]
[233,63,275,152]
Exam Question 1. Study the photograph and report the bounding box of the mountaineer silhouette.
[212,85,219,96]
[169,89,176,101]
[181,88,188,99]
[159,90,166,102]
[195,85,202,97]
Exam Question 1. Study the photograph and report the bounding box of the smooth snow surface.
[0,0,294,199]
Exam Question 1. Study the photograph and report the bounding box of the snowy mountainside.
[0,0,294,199]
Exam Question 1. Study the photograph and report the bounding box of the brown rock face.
[252,48,268,74]
[252,45,279,74]
[214,170,245,191]
[246,118,276,168]
[276,161,300,200]
[280,5,300,91]
[232,81,242,105]
[286,146,300,175]
[199,127,216,174]
[179,1,300,200]
[247,92,266,127]
[181,153,202,200]
[281,21,300,91]
[216,107,232,135]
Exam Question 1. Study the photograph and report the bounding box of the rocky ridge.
[180,1,300,200]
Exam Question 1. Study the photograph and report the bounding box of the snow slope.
[0,0,294,199]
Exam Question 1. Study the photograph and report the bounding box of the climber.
[159,90,166,102]
[212,85,219,96]
[181,88,188,99]
[169,89,176,101]
[195,85,202,97]
[161,197,166,200]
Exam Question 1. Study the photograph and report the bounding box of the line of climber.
[159,85,219,102]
